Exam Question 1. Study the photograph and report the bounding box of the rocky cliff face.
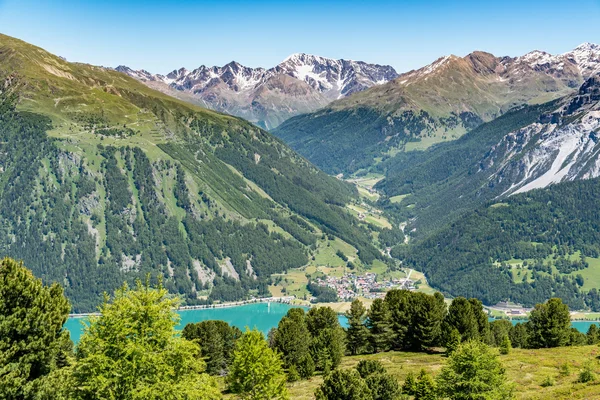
[480,76,600,196]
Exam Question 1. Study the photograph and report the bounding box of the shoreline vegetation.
[68,294,600,322]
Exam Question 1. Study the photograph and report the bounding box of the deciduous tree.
[72,280,220,400]
[228,329,288,400]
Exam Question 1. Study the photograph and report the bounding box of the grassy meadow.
[274,346,600,400]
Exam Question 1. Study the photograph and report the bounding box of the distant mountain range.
[117,54,398,129]
[273,43,600,174]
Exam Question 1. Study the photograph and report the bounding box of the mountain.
[116,54,398,129]
[377,76,600,236]
[397,176,600,311]
[383,77,600,310]
[273,43,600,174]
[480,76,600,196]
[0,33,381,312]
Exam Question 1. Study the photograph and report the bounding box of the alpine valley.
[0,33,385,312]
[268,44,600,311]
[4,30,600,315]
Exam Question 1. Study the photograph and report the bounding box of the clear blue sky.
[1,0,599,74]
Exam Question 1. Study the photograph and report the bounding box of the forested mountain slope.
[0,34,379,312]
[383,77,600,310]
[394,177,600,311]
[274,44,600,174]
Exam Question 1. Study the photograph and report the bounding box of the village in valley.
[311,271,416,301]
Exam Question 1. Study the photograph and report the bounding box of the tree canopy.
[0,257,72,400]
[72,280,221,400]
[437,340,514,400]
[228,329,288,400]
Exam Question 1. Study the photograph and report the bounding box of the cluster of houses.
[312,272,415,301]
[491,301,531,317]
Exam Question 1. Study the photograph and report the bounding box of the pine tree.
[356,360,386,378]
[445,297,479,342]
[445,328,461,356]
[437,341,515,400]
[228,330,288,400]
[402,372,417,396]
[367,299,394,353]
[528,298,571,348]
[346,299,370,355]
[409,292,447,351]
[357,361,400,400]
[414,370,437,400]
[586,324,599,344]
[509,323,529,349]
[274,308,313,378]
[499,335,512,355]
[0,258,72,399]
[287,365,300,383]
[469,298,491,343]
[383,289,410,349]
[315,369,373,400]
[307,307,346,371]
[182,320,242,375]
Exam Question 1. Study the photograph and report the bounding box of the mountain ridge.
[273,43,600,174]
[116,53,398,129]
[375,75,600,239]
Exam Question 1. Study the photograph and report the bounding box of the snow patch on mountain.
[483,76,600,197]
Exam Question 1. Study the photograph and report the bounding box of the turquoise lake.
[64,302,599,344]
[498,318,600,333]
[64,302,346,344]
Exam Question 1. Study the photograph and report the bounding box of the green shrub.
[540,376,555,387]
[558,362,572,377]
[577,362,596,383]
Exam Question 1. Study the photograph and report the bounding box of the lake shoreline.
[69,297,600,322]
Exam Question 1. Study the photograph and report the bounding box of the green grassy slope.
[274,346,600,400]
[0,33,380,311]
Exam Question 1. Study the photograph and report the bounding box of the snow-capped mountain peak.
[274,53,398,98]
[117,54,398,128]
[519,50,556,66]
[572,42,600,52]
[564,43,600,77]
